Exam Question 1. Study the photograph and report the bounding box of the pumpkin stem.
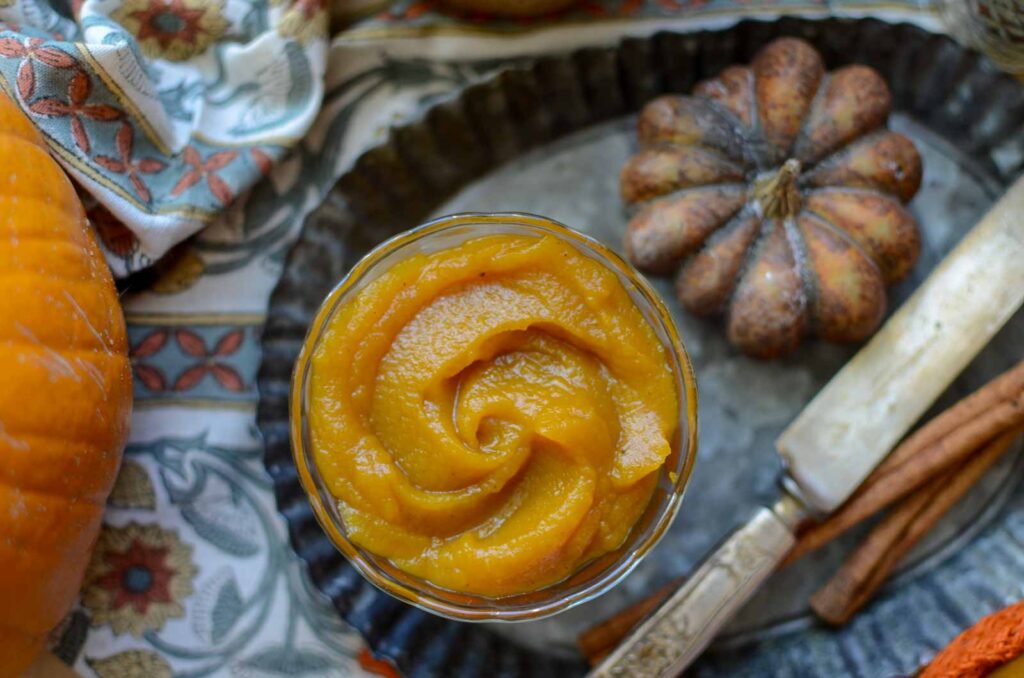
[754,159,803,219]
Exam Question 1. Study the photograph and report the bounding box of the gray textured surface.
[436,114,1023,655]
[259,19,1024,678]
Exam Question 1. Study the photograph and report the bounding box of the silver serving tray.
[258,17,1024,678]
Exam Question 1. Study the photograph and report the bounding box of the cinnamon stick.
[868,360,1024,478]
[809,471,950,625]
[810,428,1021,625]
[784,394,1024,565]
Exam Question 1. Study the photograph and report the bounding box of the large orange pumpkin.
[0,93,132,675]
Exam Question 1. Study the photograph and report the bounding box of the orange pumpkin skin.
[621,38,923,358]
[0,93,132,675]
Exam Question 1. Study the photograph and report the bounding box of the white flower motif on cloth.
[63,419,381,678]
[0,0,326,275]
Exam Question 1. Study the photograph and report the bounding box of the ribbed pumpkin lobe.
[0,92,132,676]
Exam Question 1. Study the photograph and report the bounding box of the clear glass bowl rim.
[289,212,699,622]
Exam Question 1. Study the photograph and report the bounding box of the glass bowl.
[289,212,698,622]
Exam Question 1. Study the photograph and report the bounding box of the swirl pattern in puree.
[308,233,679,596]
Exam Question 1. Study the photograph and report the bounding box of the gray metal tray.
[257,17,1024,678]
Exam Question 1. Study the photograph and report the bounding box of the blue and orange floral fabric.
[0,0,327,275]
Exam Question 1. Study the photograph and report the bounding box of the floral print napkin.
[0,0,327,275]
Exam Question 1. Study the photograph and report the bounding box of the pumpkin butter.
[306,233,679,596]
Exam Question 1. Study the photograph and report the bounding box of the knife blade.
[590,173,1024,678]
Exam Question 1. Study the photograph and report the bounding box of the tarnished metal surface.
[258,18,1024,678]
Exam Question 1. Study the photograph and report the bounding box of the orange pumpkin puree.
[307,234,679,596]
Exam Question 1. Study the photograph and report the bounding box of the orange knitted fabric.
[921,600,1024,678]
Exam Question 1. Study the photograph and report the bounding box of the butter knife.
[590,174,1024,678]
